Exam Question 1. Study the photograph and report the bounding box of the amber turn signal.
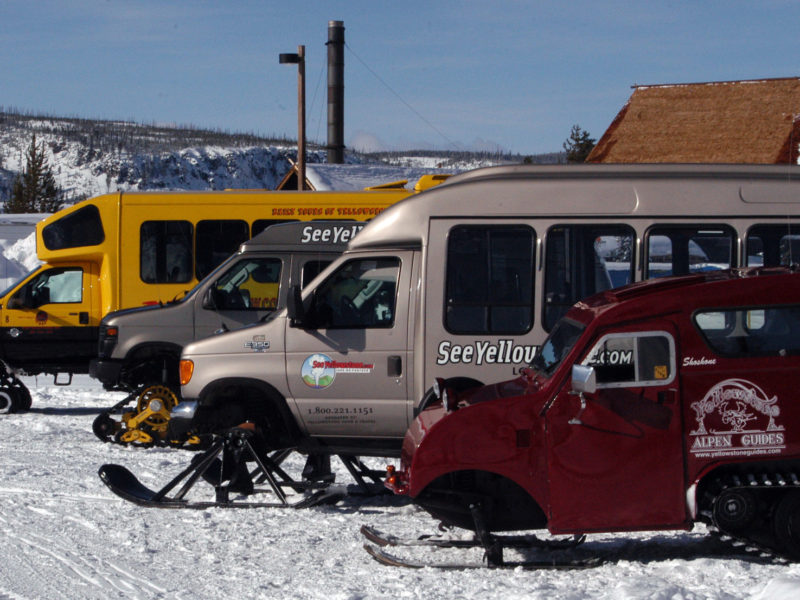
[179,359,194,385]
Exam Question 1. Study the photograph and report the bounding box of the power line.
[345,42,462,150]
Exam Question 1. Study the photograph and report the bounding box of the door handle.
[388,356,402,377]
[79,312,89,325]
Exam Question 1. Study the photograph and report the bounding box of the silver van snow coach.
[174,164,800,458]
[89,221,362,445]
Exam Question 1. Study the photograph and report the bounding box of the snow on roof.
[302,163,461,191]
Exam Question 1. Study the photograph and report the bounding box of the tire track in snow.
[10,532,166,598]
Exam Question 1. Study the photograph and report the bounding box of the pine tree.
[562,125,596,164]
[6,134,63,213]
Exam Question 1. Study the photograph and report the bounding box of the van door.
[285,252,414,438]
[1,262,99,370]
[194,256,284,339]
[545,323,687,532]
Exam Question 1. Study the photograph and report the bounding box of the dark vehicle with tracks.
[383,267,800,565]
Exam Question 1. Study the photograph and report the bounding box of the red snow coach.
[369,267,800,568]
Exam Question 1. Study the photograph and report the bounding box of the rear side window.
[544,225,634,331]
[582,331,675,388]
[695,305,800,356]
[195,220,249,280]
[645,225,735,278]
[445,226,535,334]
[140,221,193,283]
[42,204,105,250]
[746,225,800,266]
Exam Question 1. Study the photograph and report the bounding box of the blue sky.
[2,1,799,155]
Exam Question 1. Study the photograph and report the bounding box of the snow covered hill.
[0,112,524,205]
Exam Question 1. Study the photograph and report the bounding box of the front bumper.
[88,359,123,388]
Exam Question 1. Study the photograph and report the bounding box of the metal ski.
[360,525,585,550]
[362,542,602,570]
[98,427,345,509]
[98,463,341,509]
[361,501,598,570]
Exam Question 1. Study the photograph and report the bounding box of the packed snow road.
[1,376,799,599]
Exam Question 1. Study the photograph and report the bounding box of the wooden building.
[587,78,800,164]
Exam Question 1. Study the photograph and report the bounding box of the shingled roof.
[586,77,800,164]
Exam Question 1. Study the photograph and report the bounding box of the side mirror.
[571,364,596,395]
[286,285,305,326]
[6,297,23,310]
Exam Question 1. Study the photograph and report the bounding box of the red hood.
[458,373,533,407]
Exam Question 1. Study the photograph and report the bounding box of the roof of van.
[348,163,800,251]
[240,221,364,253]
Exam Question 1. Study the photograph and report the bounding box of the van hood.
[103,302,177,325]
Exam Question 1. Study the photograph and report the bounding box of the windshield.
[0,266,42,299]
[530,317,585,376]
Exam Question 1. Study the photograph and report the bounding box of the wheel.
[0,389,13,414]
[11,385,32,412]
[133,384,180,430]
[773,490,800,559]
[92,412,118,442]
[713,488,757,533]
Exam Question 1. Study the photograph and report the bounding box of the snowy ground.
[2,377,800,600]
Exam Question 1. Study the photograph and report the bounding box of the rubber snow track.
[1,376,800,599]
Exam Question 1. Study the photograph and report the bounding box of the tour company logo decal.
[689,378,784,458]
[301,353,374,389]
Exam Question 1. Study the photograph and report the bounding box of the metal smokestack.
[326,20,345,164]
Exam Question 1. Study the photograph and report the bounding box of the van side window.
[311,257,400,329]
[140,221,193,284]
[209,258,281,310]
[301,260,332,288]
[11,267,83,307]
[445,226,535,334]
[695,305,800,356]
[746,225,800,266]
[544,225,634,331]
[582,332,675,388]
[42,204,105,251]
[645,225,735,278]
[196,220,249,280]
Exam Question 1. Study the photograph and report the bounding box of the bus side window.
[42,204,105,251]
[195,220,249,280]
[140,221,193,284]
[746,224,800,267]
[543,225,634,331]
[445,226,535,335]
[645,225,735,279]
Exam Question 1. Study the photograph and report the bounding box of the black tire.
[13,386,32,412]
[92,412,117,442]
[773,490,800,559]
[0,389,13,414]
